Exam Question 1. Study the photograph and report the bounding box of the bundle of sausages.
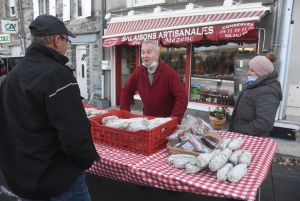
[85,108,108,118]
[168,137,252,183]
[102,116,172,131]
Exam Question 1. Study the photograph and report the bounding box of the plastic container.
[90,110,178,155]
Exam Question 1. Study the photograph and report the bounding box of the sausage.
[126,117,149,126]
[227,164,248,183]
[208,148,232,172]
[196,149,221,168]
[127,124,148,131]
[105,121,131,129]
[102,115,119,124]
[227,137,244,150]
[173,158,197,169]
[218,138,232,149]
[186,163,205,174]
[229,150,244,165]
[168,154,197,165]
[149,117,172,126]
[217,163,233,181]
[239,150,252,166]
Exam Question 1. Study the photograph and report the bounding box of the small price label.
[181,142,195,151]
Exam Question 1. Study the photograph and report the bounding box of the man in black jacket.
[0,14,100,201]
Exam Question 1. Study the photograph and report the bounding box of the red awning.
[103,8,269,47]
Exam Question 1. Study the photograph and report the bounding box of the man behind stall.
[0,14,100,201]
[120,40,188,124]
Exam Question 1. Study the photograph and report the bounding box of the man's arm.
[44,69,100,169]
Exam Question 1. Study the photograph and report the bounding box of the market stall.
[88,131,277,201]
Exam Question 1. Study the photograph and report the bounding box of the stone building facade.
[0,0,108,105]
[102,0,300,125]
[1,0,300,125]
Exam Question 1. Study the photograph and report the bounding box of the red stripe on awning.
[103,9,268,47]
[106,11,266,38]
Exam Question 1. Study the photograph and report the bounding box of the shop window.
[130,0,165,7]
[190,42,256,105]
[160,44,187,84]
[121,46,136,87]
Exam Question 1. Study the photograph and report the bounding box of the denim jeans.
[25,171,91,201]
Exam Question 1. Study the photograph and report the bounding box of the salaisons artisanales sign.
[103,22,255,47]
[121,26,214,45]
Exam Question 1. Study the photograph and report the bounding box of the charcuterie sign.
[103,21,255,47]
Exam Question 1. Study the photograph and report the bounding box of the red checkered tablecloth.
[88,131,277,201]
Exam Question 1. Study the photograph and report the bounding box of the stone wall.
[0,0,107,106]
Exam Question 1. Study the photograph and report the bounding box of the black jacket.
[0,43,100,199]
[229,71,282,137]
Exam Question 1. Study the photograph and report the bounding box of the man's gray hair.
[31,35,57,46]
[142,40,160,53]
[31,27,61,46]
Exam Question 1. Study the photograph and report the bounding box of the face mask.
[247,76,258,81]
[245,76,258,88]
[142,61,156,69]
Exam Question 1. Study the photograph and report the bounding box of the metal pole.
[18,0,26,54]
[88,76,102,105]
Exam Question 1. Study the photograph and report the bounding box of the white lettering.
[208,26,214,34]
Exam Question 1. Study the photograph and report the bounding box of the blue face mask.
[142,61,157,69]
[247,76,258,81]
[245,76,258,88]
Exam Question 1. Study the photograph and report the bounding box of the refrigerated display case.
[191,77,234,105]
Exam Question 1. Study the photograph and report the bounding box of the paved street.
[1,160,300,201]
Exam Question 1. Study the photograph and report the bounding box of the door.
[115,45,138,105]
[76,45,88,99]
[115,46,122,105]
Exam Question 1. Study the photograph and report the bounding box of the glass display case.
[190,77,235,105]
[190,42,256,105]
[160,44,187,83]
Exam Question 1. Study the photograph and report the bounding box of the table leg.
[257,187,261,201]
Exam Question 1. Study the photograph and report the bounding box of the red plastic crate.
[89,110,178,155]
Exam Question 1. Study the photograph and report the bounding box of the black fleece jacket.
[0,43,100,199]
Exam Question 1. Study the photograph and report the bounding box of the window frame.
[42,0,50,15]
[76,0,91,18]
[129,0,165,7]
[9,0,16,16]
